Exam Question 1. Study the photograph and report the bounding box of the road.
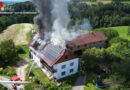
[72,75,86,90]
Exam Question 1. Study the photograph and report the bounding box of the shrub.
[16,45,25,54]
[3,66,16,77]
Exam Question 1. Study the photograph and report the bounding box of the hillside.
[0,23,33,45]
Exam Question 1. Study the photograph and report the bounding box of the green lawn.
[84,83,101,90]
[84,1,99,5]
[121,1,130,4]
[17,45,29,59]
[84,1,130,5]
[107,26,130,41]
[32,67,50,83]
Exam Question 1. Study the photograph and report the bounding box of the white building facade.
[53,58,79,79]
[31,50,79,80]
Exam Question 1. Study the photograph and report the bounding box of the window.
[70,69,74,73]
[70,62,74,66]
[61,65,66,69]
[61,71,66,76]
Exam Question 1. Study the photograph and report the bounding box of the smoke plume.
[32,0,52,40]
[79,19,92,31]
[32,0,92,48]
[50,0,79,48]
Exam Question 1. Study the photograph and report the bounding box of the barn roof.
[67,32,106,47]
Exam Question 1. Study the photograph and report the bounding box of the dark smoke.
[32,0,52,39]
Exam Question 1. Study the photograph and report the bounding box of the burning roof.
[28,32,106,67]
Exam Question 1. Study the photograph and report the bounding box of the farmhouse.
[28,32,106,80]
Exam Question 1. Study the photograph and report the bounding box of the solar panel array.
[41,44,63,62]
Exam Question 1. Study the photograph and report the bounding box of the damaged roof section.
[28,35,65,66]
[28,32,106,67]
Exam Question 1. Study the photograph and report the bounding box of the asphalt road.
[72,75,86,90]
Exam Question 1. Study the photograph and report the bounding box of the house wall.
[69,41,105,52]
[31,51,52,78]
[30,49,79,80]
[53,58,79,80]
[31,51,42,67]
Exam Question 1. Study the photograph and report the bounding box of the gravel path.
[72,75,86,90]
[16,58,29,81]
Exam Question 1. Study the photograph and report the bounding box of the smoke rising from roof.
[32,0,52,39]
[50,0,79,48]
[32,0,92,49]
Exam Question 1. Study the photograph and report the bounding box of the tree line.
[69,2,130,29]
[0,15,35,33]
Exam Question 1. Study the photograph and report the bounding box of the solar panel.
[41,44,63,62]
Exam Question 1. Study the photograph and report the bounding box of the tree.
[105,43,123,63]
[109,37,128,46]
[0,40,19,67]
[127,26,130,36]
[105,42,130,63]
[3,66,16,76]
[81,47,105,72]
[111,59,130,87]
[103,74,126,90]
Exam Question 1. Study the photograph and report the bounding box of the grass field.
[84,0,130,5]
[107,26,130,41]
[84,1,99,5]
[84,0,112,5]
[121,1,130,4]
[0,23,35,45]
[32,67,50,83]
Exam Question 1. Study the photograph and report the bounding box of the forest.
[69,2,130,28]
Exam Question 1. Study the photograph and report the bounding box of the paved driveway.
[72,75,86,90]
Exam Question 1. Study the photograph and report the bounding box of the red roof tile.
[67,32,106,47]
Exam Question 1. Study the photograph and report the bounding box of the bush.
[109,37,128,46]
[0,40,19,67]
[16,45,25,54]
[0,84,6,90]
[3,66,16,77]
